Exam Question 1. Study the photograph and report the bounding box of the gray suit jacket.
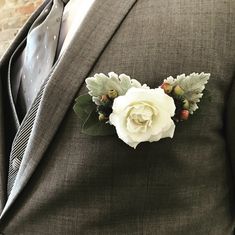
[0,0,235,234]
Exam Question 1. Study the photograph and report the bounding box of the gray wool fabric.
[0,0,235,234]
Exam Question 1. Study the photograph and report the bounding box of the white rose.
[109,87,176,148]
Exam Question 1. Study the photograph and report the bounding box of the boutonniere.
[73,72,210,148]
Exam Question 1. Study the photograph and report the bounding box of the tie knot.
[62,0,69,4]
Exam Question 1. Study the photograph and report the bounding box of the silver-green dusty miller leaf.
[86,72,147,105]
[164,72,210,114]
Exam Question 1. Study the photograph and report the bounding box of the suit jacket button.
[12,157,21,170]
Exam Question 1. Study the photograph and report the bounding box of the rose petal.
[150,110,174,136]
[109,113,133,145]
[152,88,176,116]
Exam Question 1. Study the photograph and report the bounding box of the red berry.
[180,110,190,121]
[100,95,109,102]
[160,83,173,94]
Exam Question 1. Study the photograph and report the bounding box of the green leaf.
[82,110,116,136]
[73,93,116,136]
[73,94,96,122]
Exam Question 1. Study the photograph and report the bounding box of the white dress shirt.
[58,0,96,57]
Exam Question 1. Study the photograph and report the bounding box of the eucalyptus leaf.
[73,94,96,122]
[82,110,116,136]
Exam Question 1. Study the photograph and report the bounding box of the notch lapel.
[0,80,7,214]
[0,0,138,220]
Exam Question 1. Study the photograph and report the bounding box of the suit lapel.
[0,80,7,214]
[0,0,138,220]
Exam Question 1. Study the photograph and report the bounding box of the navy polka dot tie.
[17,0,66,120]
